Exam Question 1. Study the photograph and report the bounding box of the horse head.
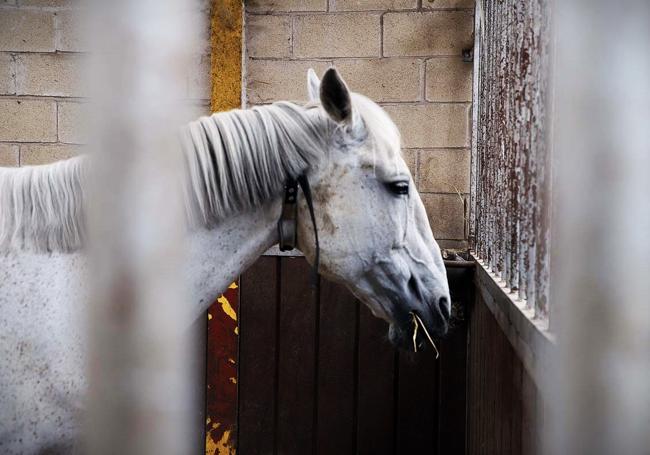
[297,68,451,351]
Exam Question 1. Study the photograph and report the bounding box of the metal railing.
[470,0,553,319]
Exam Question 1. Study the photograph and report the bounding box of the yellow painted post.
[211,0,242,113]
[205,2,243,455]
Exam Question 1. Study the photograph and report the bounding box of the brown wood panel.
[356,304,396,455]
[466,285,482,455]
[236,257,476,454]
[396,351,438,453]
[315,280,358,454]
[438,319,468,454]
[438,267,472,454]
[495,306,512,454]
[276,257,318,455]
[466,289,542,455]
[510,357,523,452]
[521,365,538,455]
[238,257,279,455]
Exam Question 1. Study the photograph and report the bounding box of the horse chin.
[388,318,444,353]
[388,323,415,351]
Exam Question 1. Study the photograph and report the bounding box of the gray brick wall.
[0,1,211,167]
[1,2,474,247]
[245,0,474,246]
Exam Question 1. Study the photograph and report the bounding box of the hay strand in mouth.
[412,314,419,353]
[411,312,440,359]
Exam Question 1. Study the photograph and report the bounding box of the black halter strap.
[278,178,298,250]
[277,174,320,280]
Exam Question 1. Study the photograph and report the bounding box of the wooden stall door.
[237,257,471,455]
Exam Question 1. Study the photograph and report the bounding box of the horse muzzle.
[386,272,450,352]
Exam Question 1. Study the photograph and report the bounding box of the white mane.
[0,96,397,253]
[181,101,328,226]
[0,157,86,253]
[0,102,330,253]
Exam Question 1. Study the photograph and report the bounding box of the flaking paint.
[205,1,243,453]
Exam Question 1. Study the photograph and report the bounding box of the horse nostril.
[408,274,422,301]
[439,297,450,320]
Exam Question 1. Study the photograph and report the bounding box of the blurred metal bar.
[84,1,195,453]
[549,1,650,453]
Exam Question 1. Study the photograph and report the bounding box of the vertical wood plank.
[485,297,499,454]
[395,351,438,454]
[495,315,512,454]
[238,257,278,455]
[437,321,468,454]
[439,267,471,454]
[315,280,358,454]
[510,349,523,453]
[356,304,396,455]
[466,292,482,454]
[466,291,540,455]
[521,367,537,455]
[276,257,318,455]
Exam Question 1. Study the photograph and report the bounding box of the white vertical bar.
[469,0,482,248]
[549,1,650,453]
[84,1,196,453]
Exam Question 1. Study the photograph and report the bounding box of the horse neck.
[185,198,281,320]
[182,103,328,320]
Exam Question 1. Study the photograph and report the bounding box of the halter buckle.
[278,178,298,251]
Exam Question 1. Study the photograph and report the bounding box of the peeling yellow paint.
[227,358,236,364]
[206,429,235,455]
[229,377,237,384]
[208,313,213,320]
[218,295,237,321]
[208,1,241,453]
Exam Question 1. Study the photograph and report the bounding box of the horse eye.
[387,181,409,196]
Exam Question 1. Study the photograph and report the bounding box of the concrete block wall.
[0,1,211,167]
[1,1,474,247]
[245,0,474,248]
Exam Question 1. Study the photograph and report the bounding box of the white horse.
[0,68,450,453]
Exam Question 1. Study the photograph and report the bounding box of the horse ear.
[307,68,320,102]
[320,67,352,124]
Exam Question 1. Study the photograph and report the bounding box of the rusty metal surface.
[471,0,552,319]
[205,284,239,454]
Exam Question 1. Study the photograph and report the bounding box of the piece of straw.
[412,313,419,353]
[411,312,440,359]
